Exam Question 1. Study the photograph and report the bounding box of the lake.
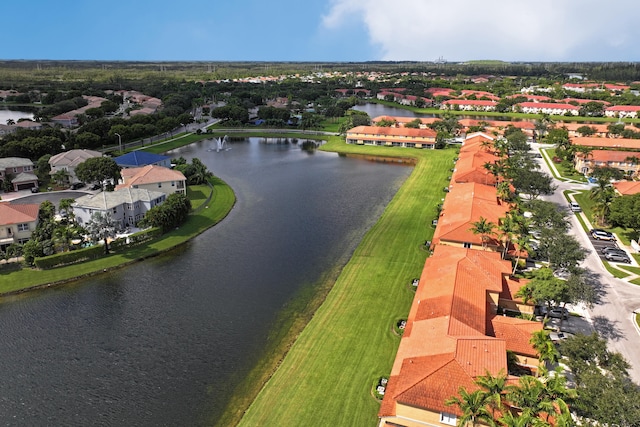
[0,137,412,426]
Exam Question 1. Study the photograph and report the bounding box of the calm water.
[0,138,412,426]
[0,108,34,123]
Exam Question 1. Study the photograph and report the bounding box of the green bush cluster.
[34,245,104,270]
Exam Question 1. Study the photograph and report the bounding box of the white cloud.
[322,0,640,61]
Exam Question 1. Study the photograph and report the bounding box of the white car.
[569,202,581,212]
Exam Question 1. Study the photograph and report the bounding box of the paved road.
[533,143,640,383]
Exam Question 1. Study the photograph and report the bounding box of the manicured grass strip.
[636,313,640,328]
[0,178,234,294]
[603,262,632,279]
[616,265,640,276]
[574,191,638,246]
[234,140,455,426]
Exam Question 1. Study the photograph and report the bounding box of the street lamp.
[115,132,122,152]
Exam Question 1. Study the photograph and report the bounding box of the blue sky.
[2,0,639,62]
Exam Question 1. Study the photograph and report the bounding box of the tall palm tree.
[470,217,497,250]
[474,370,507,420]
[498,213,520,259]
[6,118,15,126]
[445,387,495,427]
[529,330,559,365]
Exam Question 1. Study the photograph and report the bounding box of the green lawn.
[573,191,639,245]
[543,148,587,182]
[0,178,234,294]
[233,139,456,426]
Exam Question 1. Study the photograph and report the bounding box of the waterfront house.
[346,126,437,148]
[114,151,172,168]
[515,102,580,116]
[604,105,640,119]
[441,99,497,112]
[378,245,541,427]
[72,188,166,228]
[432,182,509,251]
[116,165,187,196]
[0,202,39,251]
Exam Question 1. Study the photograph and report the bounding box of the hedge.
[35,244,105,270]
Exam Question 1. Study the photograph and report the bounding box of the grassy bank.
[230,139,455,426]
[0,177,235,294]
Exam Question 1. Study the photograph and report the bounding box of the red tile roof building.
[0,203,39,251]
[346,126,437,149]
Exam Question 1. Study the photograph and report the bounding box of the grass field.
[0,177,235,294]
[232,139,456,426]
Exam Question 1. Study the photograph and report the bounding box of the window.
[171,181,175,187]
[113,207,117,214]
[463,242,472,249]
[158,183,162,188]
[440,412,457,426]
[17,223,29,232]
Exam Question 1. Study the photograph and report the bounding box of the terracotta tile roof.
[571,136,640,150]
[489,315,542,357]
[433,183,509,247]
[0,202,39,226]
[347,126,437,138]
[117,165,186,188]
[517,102,580,110]
[614,180,640,195]
[579,150,640,163]
[453,150,499,185]
[606,105,640,112]
[499,276,530,301]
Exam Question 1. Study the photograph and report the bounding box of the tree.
[529,329,559,364]
[85,212,120,254]
[35,154,52,181]
[75,157,121,187]
[445,387,494,427]
[474,370,507,420]
[575,125,596,137]
[53,169,71,186]
[140,193,192,232]
[469,217,496,249]
[404,118,422,129]
[538,232,586,270]
[512,169,556,200]
[608,193,640,233]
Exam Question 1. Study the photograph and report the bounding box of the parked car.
[547,307,570,319]
[549,331,575,342]
[70,182,85,190]
[89,183,102,191]
[590,229,615,241]
[601,246,626,255]
[569,202,581,212]
[604,252,631,263]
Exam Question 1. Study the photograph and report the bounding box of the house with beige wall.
[346,126,437,148]
[0,203,39,251]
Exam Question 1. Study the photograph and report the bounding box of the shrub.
[34,245,104,269]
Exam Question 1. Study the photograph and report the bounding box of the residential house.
[116,165,187,196]
[378,245,541,427]
[571,136,640,151]
[0,202,39,251]
[432,182,509,251]
[346,126,437,149]
[515,102,580,116]
[441,99,497,112]
[614,181,640,196]
[48,149,103,183]
[51,95,108,127]
[574,150,640,177]
[604,105,640,119]
[114,151,172,168]
[72,188,166,228]
[453,142,500,186]
[0,157,38,191]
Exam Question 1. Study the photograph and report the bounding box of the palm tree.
[58,198,76,222]
[470,217,497,250]
[498,213,521,259]
[475,370,507,420]
[445,387,494,427]
[53,169,71,186]
[529,330,559,365]
[497,410,537,427]
[6,118,15,126]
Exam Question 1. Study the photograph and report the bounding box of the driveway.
[533,143,640,383]
[5,190,90,209]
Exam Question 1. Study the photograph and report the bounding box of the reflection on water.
[0,137,412,426]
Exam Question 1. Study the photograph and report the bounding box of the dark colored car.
[70,182,85,190]
[89,183,102,191]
